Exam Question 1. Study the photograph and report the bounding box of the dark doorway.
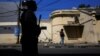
[95,15,100,20]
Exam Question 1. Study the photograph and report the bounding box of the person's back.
[60,29,65,38]
[21,10,37,33]
[60,29,65,45]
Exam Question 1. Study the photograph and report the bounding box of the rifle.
[38,14,42,26]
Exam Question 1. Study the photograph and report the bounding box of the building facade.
[0,8,100,44]
[50,8,100,44]
[79,8,100,43]
[50,10,84,44]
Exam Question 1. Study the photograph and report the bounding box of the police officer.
[20,0,41,56]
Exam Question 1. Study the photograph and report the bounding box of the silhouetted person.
[20,0,41,56]
[60,29,65,45]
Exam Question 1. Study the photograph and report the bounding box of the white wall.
[38,21,52,42]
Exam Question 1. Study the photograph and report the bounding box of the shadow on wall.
[64,25,84,40]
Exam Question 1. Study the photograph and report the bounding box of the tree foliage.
[78,4,91,8]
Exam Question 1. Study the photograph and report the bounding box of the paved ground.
[0,48,100,56]
[0,44,100,56]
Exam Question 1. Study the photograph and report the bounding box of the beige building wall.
[94,19,100,41]
[52,16,82,43]
[0,34,17,44]
[51,10,83,44]
[79,11,98,43]
[51,9,100,44]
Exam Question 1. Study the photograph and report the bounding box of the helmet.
[22,0,36,11]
